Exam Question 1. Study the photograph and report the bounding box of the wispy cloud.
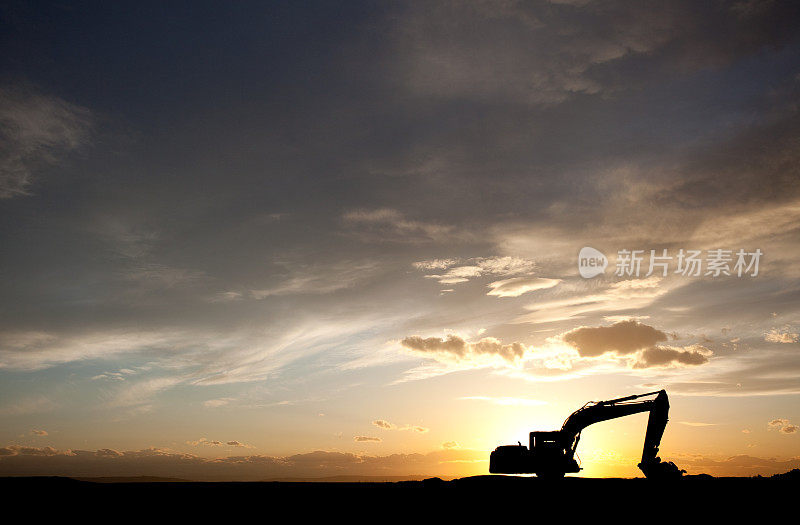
[0,396,57,416]
[343,208,460,243]
[416,256,537,285]
[0,85,91,198]
[371,419,429,433]
[354,436,382,442]
[486,277,560,297]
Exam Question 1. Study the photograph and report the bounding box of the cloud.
[558,321,710,369]
[769,418,799,434]
[423,266,482,284]
[0,395,56,416]
[104,376,184,412]
[417,256,536,285]
[123,264,206,289]
[487,277,560,297]
[249,260,379,298]
[0,445,488,480]
[395,1,800,107]
[412,259,459,271]
[92,368,138,382]
[632,345,711,369]
[0,445,63,457]
[342,208,458,243]
[0,85,92,198]
[516,278,671,324]
[208,291,244,303]
[371,420,428,433]
[203,398,235,408]
[401,335,528,363]
[562,320,668,357]
[187,439,223,447]
[442,441,459,449]
[30,429,48,436]
[187,438,251,448]
[0,330,190,371]
[765,328,799,344]
[667,347,800,397]
[677,454,800,477]
[0,315,385,391]
[353,436,382,442]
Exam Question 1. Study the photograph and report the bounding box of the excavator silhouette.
[489,390,685,480]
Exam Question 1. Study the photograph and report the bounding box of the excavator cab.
[528,431,581,478]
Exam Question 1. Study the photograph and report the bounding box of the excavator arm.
[559,390,684,479]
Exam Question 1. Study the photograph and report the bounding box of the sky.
[0,0,799,480]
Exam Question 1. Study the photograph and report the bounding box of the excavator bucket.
[639,458,685,480]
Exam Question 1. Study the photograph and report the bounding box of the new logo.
[578,246,607,278]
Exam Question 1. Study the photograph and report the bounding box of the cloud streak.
[0,85,91,198]
[401,335,528,363]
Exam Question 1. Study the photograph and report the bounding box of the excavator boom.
[489,390,684,479]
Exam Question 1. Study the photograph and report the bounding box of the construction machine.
[489,390,684,479]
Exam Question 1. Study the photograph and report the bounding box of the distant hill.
[73,476,192,483]
[260,475,427,483]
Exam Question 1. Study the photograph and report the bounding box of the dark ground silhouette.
[2,470,797,517]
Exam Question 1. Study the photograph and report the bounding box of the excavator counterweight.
[489,390,684,479]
